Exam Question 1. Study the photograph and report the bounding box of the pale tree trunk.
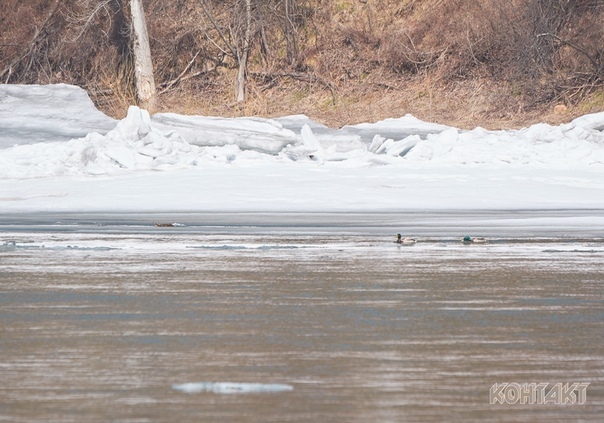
[236,0,252,103]
[130,0,156,112]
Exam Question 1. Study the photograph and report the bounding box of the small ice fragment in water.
[172,382,294,394]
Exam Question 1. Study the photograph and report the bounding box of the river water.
[1,212,603,422]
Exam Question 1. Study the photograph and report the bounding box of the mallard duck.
[396,233,417,244]
[462,236,486,244]
[154,222,185,228]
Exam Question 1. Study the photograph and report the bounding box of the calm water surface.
[1,217,603,422]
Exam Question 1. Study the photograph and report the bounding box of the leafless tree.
[236,0,253,102]
[284,0,299,65]
[130,0,156,111]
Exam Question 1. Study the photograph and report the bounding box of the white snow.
[1,83,603,213]
[0,83,116,148]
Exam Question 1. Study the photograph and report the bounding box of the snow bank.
[0,106,205,177]
[342,114,450,143]
[1,84,604,213]
[2,103,603,179]
[2,83,604,178]
[402,118,604,167]
[0,84,116,148]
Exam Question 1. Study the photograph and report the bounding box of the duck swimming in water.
[462,236,486,244]
[396,233,417,244]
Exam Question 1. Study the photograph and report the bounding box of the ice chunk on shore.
[151,113,298,154]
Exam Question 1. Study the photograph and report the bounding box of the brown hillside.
[2,0,604,129]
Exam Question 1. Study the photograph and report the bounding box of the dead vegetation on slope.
[2,0,604,128]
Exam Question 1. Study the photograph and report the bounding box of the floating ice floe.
[172,382,294,394]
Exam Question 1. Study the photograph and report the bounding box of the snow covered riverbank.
[1,84,603,215]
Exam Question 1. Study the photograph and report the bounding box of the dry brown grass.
[152,70,597,130]
[2,0,604,129]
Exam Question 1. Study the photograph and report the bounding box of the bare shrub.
[378,0,604,108]
[2,0,603,121]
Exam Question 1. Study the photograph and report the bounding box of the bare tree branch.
[537,32,600,74]
[159,50,201,94]
[0,0,63,82]
[197,0,238,59]
[68,0,113,43]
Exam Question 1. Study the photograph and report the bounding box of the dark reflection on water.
[1,232,603,422]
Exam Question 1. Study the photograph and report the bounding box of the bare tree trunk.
[284,0,298,65]
[236,0,252,103]
[130,0,156,112]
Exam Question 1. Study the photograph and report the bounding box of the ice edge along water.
[1,83,604,214]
